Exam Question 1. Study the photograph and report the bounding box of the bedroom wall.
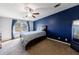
[34,5,79,43]
[0,17,12,41]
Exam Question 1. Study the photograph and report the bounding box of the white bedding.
[20,31,46,47]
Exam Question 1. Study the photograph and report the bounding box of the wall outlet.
[65,38,67,41]
[58,37,60,39]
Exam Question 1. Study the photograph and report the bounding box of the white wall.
[0,17,12,41]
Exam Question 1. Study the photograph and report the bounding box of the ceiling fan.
[24,7,40,18]
[23,3,61,18]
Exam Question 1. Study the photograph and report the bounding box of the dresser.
[0,33,2,49]
[71,21,79,52]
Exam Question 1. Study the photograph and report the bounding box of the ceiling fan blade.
[33,13,39,15]
[32,15,36,18]
[29,8,32,12]
[25,7,33,12]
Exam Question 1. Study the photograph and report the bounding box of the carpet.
[27,38,79,55]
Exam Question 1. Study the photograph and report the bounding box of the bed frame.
[20,31,46,50]
[25,36,46,50]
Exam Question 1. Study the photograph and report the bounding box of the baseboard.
[47,37,70,45]
[14,37,20,39]
[2,37,20,43]
[2,39,11,43]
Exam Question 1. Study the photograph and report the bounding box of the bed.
[20,31,46,49]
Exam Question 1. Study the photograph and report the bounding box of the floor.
[0,38,79,55]
[0,39,29,55]
[27,38,79,55]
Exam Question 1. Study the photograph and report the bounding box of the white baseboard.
[47,37,70,45]
[14,37,20,39]
[2,37,20,43]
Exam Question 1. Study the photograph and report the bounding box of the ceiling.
[0,3,78,21]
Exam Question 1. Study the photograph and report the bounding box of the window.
[15,20,29,32]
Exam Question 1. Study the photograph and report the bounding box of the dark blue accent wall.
[34,5,79,43]
[11,20,17,39]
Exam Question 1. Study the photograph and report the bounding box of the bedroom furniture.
[20,31,46,50]
[71,21,79,52]
[0,33,2,49]
[71,38,79,52]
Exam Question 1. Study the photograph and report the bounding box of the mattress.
[20,31,46,47]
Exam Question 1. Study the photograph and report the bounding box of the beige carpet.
[0,39,29,55]
[27,39,79,55]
